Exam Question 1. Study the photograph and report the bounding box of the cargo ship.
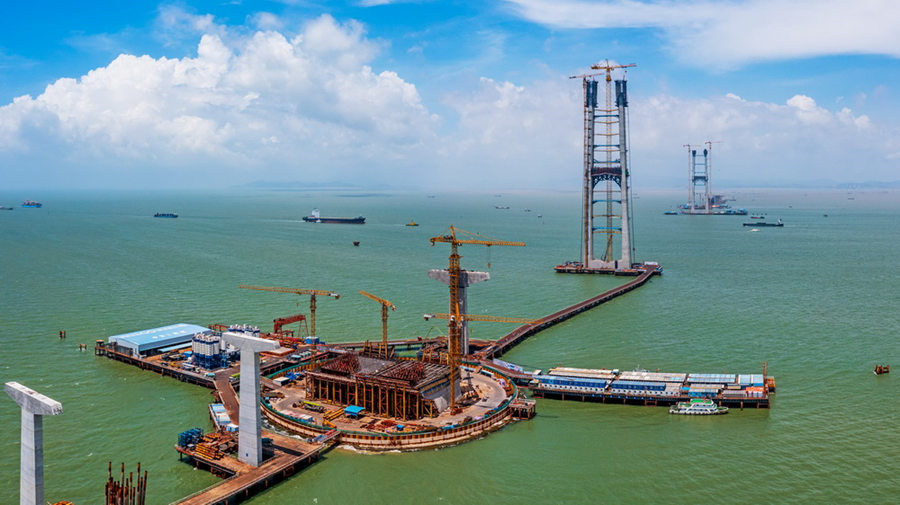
[743,219,782,227]
[302,208,365,224]
[154,212,178,218]
[21,200,42,208]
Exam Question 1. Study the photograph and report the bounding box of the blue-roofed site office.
[108,323,211,357]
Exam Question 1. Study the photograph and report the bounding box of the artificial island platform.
[91,260,772,504]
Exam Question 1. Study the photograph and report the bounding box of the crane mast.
[359,290,397,358]
[429,226,525,410]
[238,285,340,337]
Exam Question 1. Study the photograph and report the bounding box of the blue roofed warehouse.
[108,323,211,357]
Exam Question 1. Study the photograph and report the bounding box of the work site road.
[481,268,657,359]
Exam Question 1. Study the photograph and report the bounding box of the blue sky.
[1,0,898,190]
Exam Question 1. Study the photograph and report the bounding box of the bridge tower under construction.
[562,61,636,273]
[685,142,712,214]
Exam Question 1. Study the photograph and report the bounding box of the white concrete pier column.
[428,269,490,355]
[221,332,278,467]
[4,382,63,505]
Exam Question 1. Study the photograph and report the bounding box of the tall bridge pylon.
[685,142,712,214]
[570,60,635,272]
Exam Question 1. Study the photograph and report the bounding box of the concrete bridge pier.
[222,332,279,467]
[4,382,63,505]
[428,269,490,355]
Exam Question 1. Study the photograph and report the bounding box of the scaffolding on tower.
[556,59,637,274]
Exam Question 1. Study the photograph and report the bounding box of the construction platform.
[94,341,295,389]
[530,383,771,409]
[553,261,663,276]
[175,431,330,505]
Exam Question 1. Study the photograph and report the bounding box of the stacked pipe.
[105,462,148,505]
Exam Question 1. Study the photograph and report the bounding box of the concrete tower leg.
[617,86,631,268]
[4,382,62,505]
[221,332,278,467]
[21,412,43,505]
[428,269,490,355]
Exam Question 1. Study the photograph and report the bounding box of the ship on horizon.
[302,208,365,224]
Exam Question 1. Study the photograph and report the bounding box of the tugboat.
[669,399,729,415]
[302,208,365,224]
[154,212,178,218]
[406,220,419,227]
[21,200,42,208]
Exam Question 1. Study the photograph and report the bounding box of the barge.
[530,368,773,409]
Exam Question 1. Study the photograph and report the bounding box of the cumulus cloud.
[504,0,900,67]
[629,91,887,185]
[0,14,436,187]
[439,77,893,187]
[0,10,895,189]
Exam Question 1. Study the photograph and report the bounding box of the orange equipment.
[273,313,308,336]
[239,285,340,337]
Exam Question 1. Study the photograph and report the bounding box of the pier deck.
[175,435,325,505]
[173,376,332,505]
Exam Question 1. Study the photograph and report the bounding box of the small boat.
[750,215,764,219]
[664,210,678,215]
[406,221,419,227]
[669,399,728,415]
[353,241,360,247]
[743,219,782,227]
[302,208,365,224]
[0,206,13,211]
[494,206,510,210]
[21,200,42,208]
[154,212,178,218]
[874,364,890,375]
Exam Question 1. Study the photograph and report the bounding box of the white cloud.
[1,11,896,189]
[0,15,436,187]
[440,77,895,187]
[504,0,900,67]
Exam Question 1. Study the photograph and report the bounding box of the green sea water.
[1,188,897,504]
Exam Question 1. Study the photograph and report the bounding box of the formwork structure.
[561,60,636,273]
[305,354,451,420]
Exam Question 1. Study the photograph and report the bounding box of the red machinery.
[273,313,308,339]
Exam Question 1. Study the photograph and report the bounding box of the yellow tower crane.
[429,226,525,410]
[238,285,340,337]
[359,290,397,358]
